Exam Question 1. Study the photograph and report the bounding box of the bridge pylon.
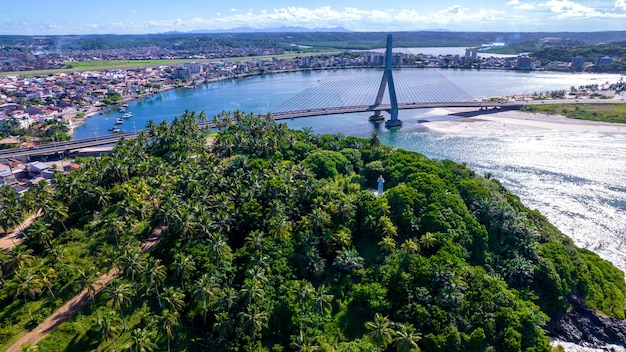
[370,34,402,127]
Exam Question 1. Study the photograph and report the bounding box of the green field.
[521,103,626,124]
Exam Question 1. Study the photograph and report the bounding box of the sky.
[1,0,625,35]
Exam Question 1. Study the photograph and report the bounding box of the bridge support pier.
[384,117,403,128]
[369,111,385,122]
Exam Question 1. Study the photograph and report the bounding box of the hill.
[1,112,625,351]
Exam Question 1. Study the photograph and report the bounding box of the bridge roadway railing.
[268,100,525,120]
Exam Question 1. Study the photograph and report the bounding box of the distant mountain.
[189,26,352,33]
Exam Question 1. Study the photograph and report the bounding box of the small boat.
[123,112,133,118]
[111,128,122,134]
[114,118,124,124]
[118,107,126,113]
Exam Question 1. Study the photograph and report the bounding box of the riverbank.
[420,107,626,134]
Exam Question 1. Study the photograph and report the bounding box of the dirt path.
[6,226,166,351]
[0,212,41,251]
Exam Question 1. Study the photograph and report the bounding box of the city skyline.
[1,0,626,35]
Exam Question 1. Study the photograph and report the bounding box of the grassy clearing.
[521,103,626,124]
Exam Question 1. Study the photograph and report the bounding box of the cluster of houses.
[0,157,79,194]
[0,41,285,72]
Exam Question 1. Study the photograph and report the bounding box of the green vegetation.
[521,103,626,124]
[0,118,71,145]
[1,112,624,351]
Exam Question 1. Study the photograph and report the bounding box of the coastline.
[422,106,626,352]
[64,84,179,136]
[420,107,626,134]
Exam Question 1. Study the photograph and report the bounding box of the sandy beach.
[420,107,626,135]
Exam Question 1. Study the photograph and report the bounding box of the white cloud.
[5,4,625,35]
[538,0,626,18]
[506,0,535,10]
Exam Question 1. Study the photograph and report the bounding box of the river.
[73,68,626,279]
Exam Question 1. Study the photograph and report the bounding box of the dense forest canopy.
[0,112,625,351]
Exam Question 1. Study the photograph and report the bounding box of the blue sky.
[2,0,625,35]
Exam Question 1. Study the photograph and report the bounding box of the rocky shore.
[550,296,626,351]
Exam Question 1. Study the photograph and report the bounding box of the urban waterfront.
[74,68,626,275]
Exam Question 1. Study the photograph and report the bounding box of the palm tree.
[106,278,133,330]
[10,247,35,271]
[26,220,54,248]
[172,207,196,240]
[239,278,264,307]
[23,179,54,214]
[392,324,422,352]
[213,311,234,341]
[333,248,364,273]
[369,131,381,149]
[128,327,157,352]
[97,309,122,351]
[378,236,397,253]
[241,307,269,342]
[211,236,231,258]
[308,208,331,235]
[45,200,68,232]
[198,110,207,122]
[364,313,394,349]
[379,215,398,238]
[0,186,23,235]
[160,309,180,352]
[75,265,100,309]
[400,239,419,255]
[143,258,167,305]
[7,268,43,320]
[313,284,333,329]
[91,185,110,209]
[244,231,265,255]
[193,274,218,326]
[101,215,125,246]
[290,331,320,352]
[159,286,186,318]
[420,232,437,253]
[267,214,292,245]
[217,286,238,313]
[289,280,315,331]
[38,267,57,299]
[119,244,147,283]
[170,254,195,291]
[97,244,120,271]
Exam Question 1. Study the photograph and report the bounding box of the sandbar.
[420,107,626,135]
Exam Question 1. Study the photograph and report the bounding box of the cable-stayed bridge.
[269,34,504,127]
[269,69,483,121]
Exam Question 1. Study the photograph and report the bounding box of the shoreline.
[64,84,179,135]
[420,107,626,134]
